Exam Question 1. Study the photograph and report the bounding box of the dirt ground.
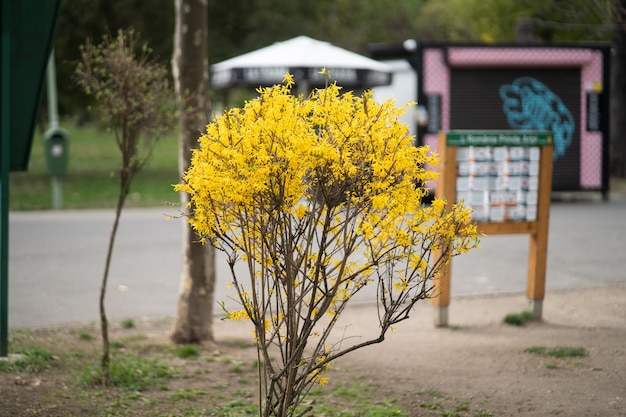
[1,283,625,417]
[332,284,626,417]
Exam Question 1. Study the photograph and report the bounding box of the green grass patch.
[78,352,179,391]
[454,401,471,411]
[221,357,245,373]
[110,340,125,349]
[176,345,199,359]
[0,347,55,372]
[333,381,371,398]
[301,381,408,417]
[107,390,153,408]
[524,346,587,358]
[115,334,149,345]
[503,310,535,326]
[168,388,208,401]
[208,399,258,416]
[360,402,407,417]
[417,389,444,398]
[419,401,442,410]
[121,319,136,329]
[78,332,94,341]
[234,388,254,398]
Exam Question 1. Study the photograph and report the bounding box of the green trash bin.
[43,127,69,176]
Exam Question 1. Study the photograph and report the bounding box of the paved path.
[7,194,626,329]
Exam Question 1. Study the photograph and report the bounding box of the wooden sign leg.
[526,146,553,320]
[527,229,547,318]
[433,132,457,327]
[432,258,452,327]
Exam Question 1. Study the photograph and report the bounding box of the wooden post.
[433,133,457,326]
[526,145,553,319]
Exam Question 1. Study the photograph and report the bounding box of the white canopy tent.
[211,36,393,93]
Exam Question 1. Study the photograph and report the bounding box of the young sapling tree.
[75,29,177,384]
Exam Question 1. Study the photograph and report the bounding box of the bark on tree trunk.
[170,0,216,344]
[610,0,626,177]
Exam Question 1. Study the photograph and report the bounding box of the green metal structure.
[1,0,62,356]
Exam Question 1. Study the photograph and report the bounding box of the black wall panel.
[450,68,581,191]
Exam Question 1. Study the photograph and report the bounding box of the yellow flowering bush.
[177,74,478,417]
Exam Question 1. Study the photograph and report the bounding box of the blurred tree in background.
[53,0,623,174]
[54,0,618,115]
[54,0,174,118]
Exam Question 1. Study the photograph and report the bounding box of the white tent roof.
[211,36,392,90]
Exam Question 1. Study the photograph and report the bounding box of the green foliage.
[208,399,258,416]
[524,346,548,354]
[303,382,408,417]
[51,0,620,121]
[414,0,617,42]
[0,347,54,372]
[117,334,149,343]
[419,401,442,410]
[333,381,371,398]
[121,319,136,329]
[524,346,587,357]
[418,389,444,398]
[78,352,179,391]
[78,332,94,341]
[168,388,208,401]
[454,401,471,411]
[503,310,535,326]
[54,0,175,115]
[224,358,243,374]
[176,345,199,359]
[110,340,125,349]
[360,403,407,417]
[75,29,177,175]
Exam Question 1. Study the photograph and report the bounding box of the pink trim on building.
[422,47,605,189]
[447,48,598,68]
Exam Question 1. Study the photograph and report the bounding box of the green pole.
[1,0,11,357]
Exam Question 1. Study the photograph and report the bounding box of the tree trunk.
[99,173,131,384]
[610,0,626,177]
[170,0,216,344]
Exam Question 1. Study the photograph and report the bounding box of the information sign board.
[433,131,554,326]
